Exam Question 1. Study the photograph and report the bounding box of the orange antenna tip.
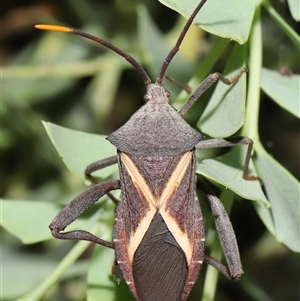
[35,24,72,33]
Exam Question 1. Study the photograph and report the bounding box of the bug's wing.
[114,151,205,300]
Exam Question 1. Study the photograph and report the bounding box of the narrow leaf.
[261,68,299,118]
[197,148,269,207]
[158,0,255,43]
[1,200,57,243]
[87,247,117,301]
[198,44,247,137]
[43,122,117,180]
[287,0,300,21]
[255,150,300,252]
[2,246,58,299]
[137,5,193,93]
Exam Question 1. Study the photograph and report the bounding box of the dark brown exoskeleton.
[36,1,259,300]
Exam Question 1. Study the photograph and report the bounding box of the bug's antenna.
[156,0,208,85]
[35,25,152,86]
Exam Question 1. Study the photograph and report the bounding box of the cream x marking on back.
[120,151,194,264]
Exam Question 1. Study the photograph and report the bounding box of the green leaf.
[87,247,117,301]
[261,67,299,118]
[252,201,275,236]
[255,149,300,252]
[287,0,300,21]
[86,199,131,301]
[85,61,122,123]
[137,5,193,94]
[87,244,135,301]
[2,245,58,299]
[1,199,58,243]
[3,31,89,107]
[158,0,255,43]
[197,147,269,207]
[43,122,117,180]
[0,199,99,244]
[198,44,247,137]
[13,210,111,301]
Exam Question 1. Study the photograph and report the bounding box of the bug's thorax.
[107,83,203,156]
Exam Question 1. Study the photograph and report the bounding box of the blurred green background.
[1,0,299,301]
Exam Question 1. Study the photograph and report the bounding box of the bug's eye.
[144,93,151,102]
[165,90,170,98]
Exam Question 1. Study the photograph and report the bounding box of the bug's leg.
[164,74,192,93]
[204,255,232,280]
[200,183,243,279]
[85,155,118,183]
[179,68,247,116]
[49,179,120,248]
[85,155,119,204]
[196,136,259,181]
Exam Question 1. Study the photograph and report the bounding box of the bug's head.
[144,83,170,103]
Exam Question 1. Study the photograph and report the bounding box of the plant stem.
[2,56,128,79]
[263,0,300,50]
[243,3,262,144]
[15,240,91,301]
[14,212,104,301]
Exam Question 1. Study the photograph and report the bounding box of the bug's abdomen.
[133,213,187,301]
[114,151,205,300]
